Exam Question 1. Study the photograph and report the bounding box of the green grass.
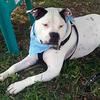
[0,0,100,99]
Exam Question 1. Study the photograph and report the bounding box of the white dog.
[0,7,100,94]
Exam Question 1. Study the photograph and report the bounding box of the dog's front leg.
[7,67,60,94]
[7,53,64,94]
[0,55,38,81]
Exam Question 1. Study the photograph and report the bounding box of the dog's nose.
[50,32,59,39]
[49,32,60,45]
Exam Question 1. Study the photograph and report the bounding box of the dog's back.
[71,14,100,59]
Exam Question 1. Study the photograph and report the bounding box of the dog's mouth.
[40,32,60,49]
[47,41,59,45]
[40,40,58,45]
[40,40,59,49]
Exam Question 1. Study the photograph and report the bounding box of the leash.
[82,73,100,92]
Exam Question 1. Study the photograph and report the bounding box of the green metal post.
[0,0,19,54]
[25,0,35,24]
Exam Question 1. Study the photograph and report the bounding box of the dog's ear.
[29,7,47,20]
[59,8,72,21]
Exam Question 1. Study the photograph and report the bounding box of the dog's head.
[29,7,72,46]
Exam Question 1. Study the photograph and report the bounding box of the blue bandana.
[29,24,51,56]
[29,16,74,56]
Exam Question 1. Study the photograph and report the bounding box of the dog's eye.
[59,25,63,28]
[42,24,48,27]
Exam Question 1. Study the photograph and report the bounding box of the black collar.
[59,26,72,48]
[59,22,79,59]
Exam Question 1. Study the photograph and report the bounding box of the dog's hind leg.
[0,55,38,81]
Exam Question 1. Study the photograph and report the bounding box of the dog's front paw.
[0,72,8,81]
[7,81,26,94]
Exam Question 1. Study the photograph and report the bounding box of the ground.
[0,0,100,100]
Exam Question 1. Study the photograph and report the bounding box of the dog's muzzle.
[49,32,60,45]
[40,32,60,50]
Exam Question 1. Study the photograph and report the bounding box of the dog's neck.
[59,20,72,45]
